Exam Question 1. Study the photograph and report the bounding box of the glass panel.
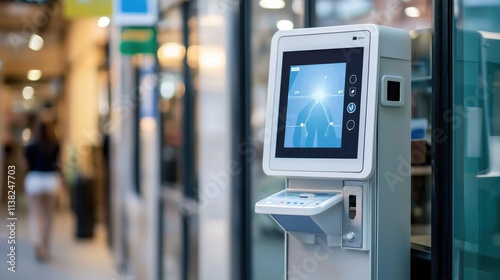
[315,0,433,244]
[158,2,199,279]
[158,7,184,279]
[315,0,431,30]
[452,1,500,279]
[250,1,304,279]
[159,7,184,189]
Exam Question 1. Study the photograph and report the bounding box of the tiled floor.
[0,209,116,280]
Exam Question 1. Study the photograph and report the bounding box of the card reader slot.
[342,186,363,249]
[349,195,357,219]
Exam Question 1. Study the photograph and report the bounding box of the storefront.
[111,0,500,279]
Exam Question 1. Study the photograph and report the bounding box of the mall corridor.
[0,209,116,280]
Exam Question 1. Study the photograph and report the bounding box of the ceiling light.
[158,43,186,61]
[259,0,285,9]
[160,78,176,99]
[28,34,44,51]
[27,70,42,81]
[405,7,421,18]
[199,47,225,70]
[277,20,294,30]
[98,17,110,28]
[22,86,35,99]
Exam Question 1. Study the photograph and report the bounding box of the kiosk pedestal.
[255,24,411,280]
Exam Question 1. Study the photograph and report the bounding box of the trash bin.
[72,174,96,238]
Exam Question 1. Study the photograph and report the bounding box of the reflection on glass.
[158,2,199,280]
[315,0,431,29]
[158,7,184,279]
[453,2,500,278]
[159,7,184,188]
[409,28,432,236]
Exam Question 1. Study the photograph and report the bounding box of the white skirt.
[24,171,59,195]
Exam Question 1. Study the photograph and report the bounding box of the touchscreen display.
[284,63,346,148]
[275,47,364,159]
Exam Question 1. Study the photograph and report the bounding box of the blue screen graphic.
[284,63,346,148]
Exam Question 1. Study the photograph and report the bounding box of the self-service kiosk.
[255,24,411,279]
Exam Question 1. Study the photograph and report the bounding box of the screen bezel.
[276,48,364,159]
[266,30,372,175]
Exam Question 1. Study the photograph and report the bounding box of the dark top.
[25,142,60,172]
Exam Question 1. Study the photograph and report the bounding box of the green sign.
[120,27,157,55]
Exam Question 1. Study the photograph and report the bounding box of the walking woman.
[24,119,60,261]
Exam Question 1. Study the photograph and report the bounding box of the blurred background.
[0,0,498,280]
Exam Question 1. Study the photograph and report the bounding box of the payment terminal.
[255,24,411,280]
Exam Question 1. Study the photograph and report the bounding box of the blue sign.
[114,0,158,26]
[121,0,147,13]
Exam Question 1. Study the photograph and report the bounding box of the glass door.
[158,1,199,279]
[452,1,500,279]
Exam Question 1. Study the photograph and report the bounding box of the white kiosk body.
[255,24,411,280]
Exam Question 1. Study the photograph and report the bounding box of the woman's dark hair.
[33,120,57,153]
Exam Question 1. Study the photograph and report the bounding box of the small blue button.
[347,102,356,114]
